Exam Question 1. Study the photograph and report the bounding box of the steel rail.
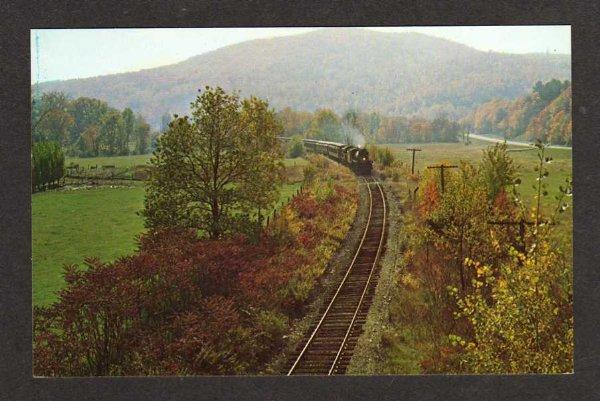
[328,177,387,375]
[287,176,374,375]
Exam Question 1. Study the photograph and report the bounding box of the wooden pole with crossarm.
[406,148,422,174]
[488,217,555,255]
[427,163,458,193]
[488,217,533,254]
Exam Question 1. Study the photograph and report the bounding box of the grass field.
[66,154,151,168]
[33,157,308,306]
[67,155,308,169]
[33,185,146,306]
[383,140,573,260]
[383,141,572,207]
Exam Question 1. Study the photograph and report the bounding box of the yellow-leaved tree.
[449,141,573,373]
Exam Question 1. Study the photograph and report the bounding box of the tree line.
[464,79,572,145]
[276,107,461,145]
[31,91,156,157]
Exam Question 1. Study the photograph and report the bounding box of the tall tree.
[67,97,109,147]
[78,125,100,157]
[275,107,312,137]
[98,110,125,155]
[31,92,70,141]
[31,141,65,191]
[307,109,342,142]
[122,108,135,155]
[143,87,283,238]
[133,114,151,155]
[31,92,74,145]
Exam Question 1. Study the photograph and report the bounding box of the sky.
[31,26,571,83]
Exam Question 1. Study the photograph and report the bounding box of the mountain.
[36,29,571,127]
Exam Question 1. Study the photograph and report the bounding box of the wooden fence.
[264,183,304,228]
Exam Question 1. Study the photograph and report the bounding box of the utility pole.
[488,217,555,255]
[427,163,458,193]
[406,148,422,174]
[487,217,533,254]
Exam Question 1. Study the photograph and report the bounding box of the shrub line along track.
[287,176,387,375]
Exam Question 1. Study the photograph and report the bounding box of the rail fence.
[264,183,305,228]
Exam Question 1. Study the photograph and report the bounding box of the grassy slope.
[33,156,308,306]
[67,154,152,168]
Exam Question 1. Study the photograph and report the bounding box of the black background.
[1,1,599,400]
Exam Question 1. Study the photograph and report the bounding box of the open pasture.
[383,141,572,206]
[66,154,152,169]
[33,157,308,306]
[66,155,308,169]
[33,185,146,306]
[383,140,572,256]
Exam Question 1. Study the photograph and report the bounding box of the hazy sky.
[31,26,571,83]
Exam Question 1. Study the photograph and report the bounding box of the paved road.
[469,133,572,150]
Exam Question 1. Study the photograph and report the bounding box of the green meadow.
[32,185,146,306]
[383,140,573,258]
[33,156,308,306]
[66,154,151,168]
[382,141,572,207]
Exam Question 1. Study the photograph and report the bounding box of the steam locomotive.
[303,139,373,176]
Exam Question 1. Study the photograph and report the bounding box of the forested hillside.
[464,79,572,145]
[36,29,570,127]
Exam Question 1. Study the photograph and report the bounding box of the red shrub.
[419,180,440,217]
[34,171,359,376]
[291,193,319,219]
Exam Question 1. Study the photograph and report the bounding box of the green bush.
[32,141,65,191]
[288,137,305,158]
[378,147,395,167]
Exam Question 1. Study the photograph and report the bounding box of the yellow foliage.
[452,237,573,373]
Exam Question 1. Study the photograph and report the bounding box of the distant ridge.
[37,29,571,127]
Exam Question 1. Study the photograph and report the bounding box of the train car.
[302,139,372,176]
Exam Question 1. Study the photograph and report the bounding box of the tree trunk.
[210,197,220,238]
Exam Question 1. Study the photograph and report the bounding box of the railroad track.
[287,176,387,375]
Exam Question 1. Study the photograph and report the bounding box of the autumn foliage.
[464,79,571,145]
[34,156,358,376]
[386,143,572,373]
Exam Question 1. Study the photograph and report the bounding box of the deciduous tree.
[122,107,135,155]
[134,114,151,155]
[143,87,283,238]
